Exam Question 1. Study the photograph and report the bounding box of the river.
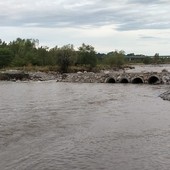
[0,81,170,170]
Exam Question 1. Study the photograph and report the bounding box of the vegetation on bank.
[0,38,170,73]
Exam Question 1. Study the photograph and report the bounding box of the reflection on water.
[0,81,170,170]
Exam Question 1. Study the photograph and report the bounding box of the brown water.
[0,81,170,170]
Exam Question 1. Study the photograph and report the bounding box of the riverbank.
[1,65,170,101]
[1,65,170,84]
[0,70,60,81]
[1,65,170,83]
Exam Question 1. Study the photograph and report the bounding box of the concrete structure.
[61,71,170,84]
[125,54,170,62]
[1,70,170,84]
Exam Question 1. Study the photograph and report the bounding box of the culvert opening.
[148,76,160,84]
[106,77,116,83]
[120,78,129,83]
[132,77,144,84]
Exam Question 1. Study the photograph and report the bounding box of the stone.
[162,69,168,73]
[77,71,83,74]
[159,91,170,101]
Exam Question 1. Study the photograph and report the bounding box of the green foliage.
[56,44,75,73]
[104,50,125,68]
[0,39,127,71]
[153,53,160,64]
[9,38,39,66]
[0,48,13,68]
[143,57,152,64]
[1,38,170,72]
[78,43,97,68]
[36,47,49,66]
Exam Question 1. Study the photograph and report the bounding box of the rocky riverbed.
[0,69,126,82]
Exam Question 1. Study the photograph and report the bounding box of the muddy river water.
[0,81,170,170]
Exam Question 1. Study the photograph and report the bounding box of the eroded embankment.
[0,71,29,81]
[0,71,60,81]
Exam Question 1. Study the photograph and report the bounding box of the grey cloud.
[139,36,159,39]
[141,36,156,39]
[128,0,163,4]
[0,0,170,31]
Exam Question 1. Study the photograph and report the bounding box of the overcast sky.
[0,0,170,55]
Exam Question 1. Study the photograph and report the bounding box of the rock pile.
[28,71,59,81]
[60,72,108,83]
[159,91,170,101]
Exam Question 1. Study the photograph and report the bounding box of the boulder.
[159,91,170,101]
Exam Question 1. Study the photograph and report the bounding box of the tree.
[143,57,152,64]
[78,43,97,68]
[48,46,59,66]
[105,50,125,68]
[0,39,7,48]
[36,46,49,66]
[0,48,12,68]
[9,38,39,66]
[57,44,75,73]
[153,53,160,64]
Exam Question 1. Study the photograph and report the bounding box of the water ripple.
[0,82,170,170]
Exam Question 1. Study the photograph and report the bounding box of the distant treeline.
[0,38,126,72]
[126,53,170,65]
[0,38,169,72]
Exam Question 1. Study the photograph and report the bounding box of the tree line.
[0,38,126,72]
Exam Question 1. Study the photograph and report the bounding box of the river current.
[0,81,170,170]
